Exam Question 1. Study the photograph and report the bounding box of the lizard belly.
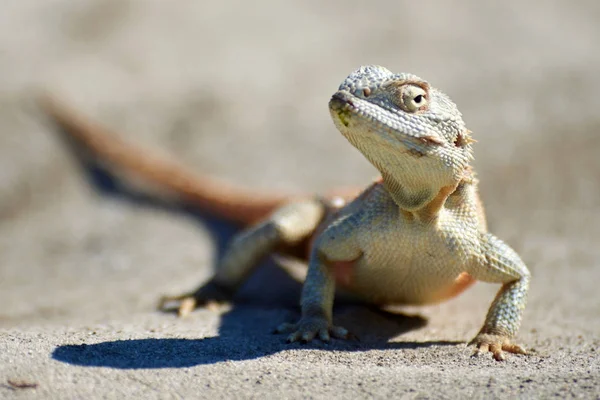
[339,257,475,305]
[334,212,479,305]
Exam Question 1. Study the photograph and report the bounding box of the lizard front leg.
[469,233,531,361]
[276,250,350,342]
[159,199,326,316]
[276,214,362,342]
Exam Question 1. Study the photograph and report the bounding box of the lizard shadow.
[52,305,461,369]
[49,122,450,369]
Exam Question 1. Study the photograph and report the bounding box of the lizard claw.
[470,333,526,361]
[158,279,232,317]
[275,318,350,343]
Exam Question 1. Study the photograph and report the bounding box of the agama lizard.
[40,65,530,361]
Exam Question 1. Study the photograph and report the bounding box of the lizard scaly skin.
[41,66,530,361]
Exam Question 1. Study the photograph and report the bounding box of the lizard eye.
[399,84,428,113]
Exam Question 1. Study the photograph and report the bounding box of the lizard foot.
[275,317,351,343]
[470,333,526,361]
[158,279,232,317]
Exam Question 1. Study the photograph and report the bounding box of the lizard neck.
[380,165,473,221]
[366,154,441,212]
[380,171,437,212]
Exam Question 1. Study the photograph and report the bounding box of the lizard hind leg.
[158,199,327,317]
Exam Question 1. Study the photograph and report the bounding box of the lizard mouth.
[329,92,357,128]
[329,91,356,113]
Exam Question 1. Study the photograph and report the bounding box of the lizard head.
[329,65,474,211]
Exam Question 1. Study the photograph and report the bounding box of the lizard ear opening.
[454,131,475,148]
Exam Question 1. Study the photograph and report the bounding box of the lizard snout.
[329,91,355,110]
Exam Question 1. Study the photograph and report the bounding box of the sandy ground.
[1,0,599,398]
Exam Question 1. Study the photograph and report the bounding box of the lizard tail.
[38,95,298,226]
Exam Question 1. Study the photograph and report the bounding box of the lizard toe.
[503,342,527,355]
[331,326,350,339]
[318,329,331,342]
[178,297,197,318]
[301,330,318,343]
[286,330,303,343]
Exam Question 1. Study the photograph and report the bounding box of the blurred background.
[0,0,598,336]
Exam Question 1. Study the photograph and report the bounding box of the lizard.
[40,65,530,361]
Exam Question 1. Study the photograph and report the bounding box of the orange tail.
[39,95,299,226]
